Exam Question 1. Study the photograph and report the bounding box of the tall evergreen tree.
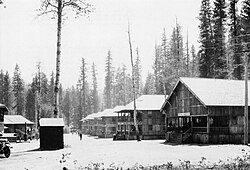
[48,72,55,106]
[241,0,250,51]
[62,89,71,126]
[0,70,4,104]
[77,58,87,130]
[39,0,93,117]
[69,85,79,130]
[143,72,156,95]
[228,0,243,79]
[212,0,227,78]
[168,21,185,86]
[241,0,250,34]
[91,62,99,113]
[25,88,36,122]
[190,45,200,77]
[134,47,143,98]
[198,0,214,78]
[12,64,25,115]
[104,50,113,109]
[153,43,163,94]
[3,71,12,109]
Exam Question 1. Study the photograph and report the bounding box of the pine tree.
[48,72,55,106]
[241,0,250,34]
[190,45,199,77]
[62,89,71,126]
[40,72,49,104]
[39,0,93,117]
[25,88,36,122]
[104,50,113,109]
[198,0,214,78]
[134,47,143,98]
[143,72,156,95]
[168,21,185,84]
[91,63,99,113]
[12,64,25,115]
[69,85,79,130]
[77,58,87,130]
[153,43,162,95]
[3,71,12,109]
[212,0,227,78]
[228,0,243,80]
[241,0,250,48]
[0,70,4,103]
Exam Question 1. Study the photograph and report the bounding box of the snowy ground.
[0,134,250,170]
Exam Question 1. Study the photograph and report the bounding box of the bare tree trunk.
[54,0,62,118]
[128,23,140,141]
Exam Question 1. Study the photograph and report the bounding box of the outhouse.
[39,118,64,150]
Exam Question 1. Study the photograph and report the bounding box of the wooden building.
[117,95,166,140]
[39,118,64,150]
[81,112,100,136]
[97,106,123,138]
[4,115,34,134]
[161,77,250,144]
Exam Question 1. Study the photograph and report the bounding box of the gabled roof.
[0,104,9,112]
[81,112,101,121]
[98,109,114,117]
[4,115,34,125]
[164,77,250,107]
[39,118,64,127]
[119,95,167,112]
[100,106,125,117]
[81,106,125,121]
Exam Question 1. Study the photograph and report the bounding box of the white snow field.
[0,134,249,170]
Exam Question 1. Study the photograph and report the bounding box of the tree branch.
[46,0,57,9]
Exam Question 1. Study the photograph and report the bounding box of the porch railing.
[182,128,192,142]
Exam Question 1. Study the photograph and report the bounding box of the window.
[210,116,228,127]
[192,116,207,127]
[148,111,152,118]
[148,118,152,125]
[148,125,153,131]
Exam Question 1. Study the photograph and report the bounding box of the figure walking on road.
[79,132,82,140]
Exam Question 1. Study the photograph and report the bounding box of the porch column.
[207,115,210,143]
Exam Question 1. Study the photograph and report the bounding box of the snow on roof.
[81,112,101,121]
[120,95,167,112]
[177,77,250,106]
[113,106,125,112]
[100,108,117,117]
[4,115,34,125]
[39,118,64,127]
[0,104,9,112]
[81,106,125,120]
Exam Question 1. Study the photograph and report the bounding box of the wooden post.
[244,48,248,145]
[207,116,210,143]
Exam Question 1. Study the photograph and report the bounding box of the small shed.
[39,118,64,150]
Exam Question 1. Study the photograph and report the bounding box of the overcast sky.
[0,0,200,90]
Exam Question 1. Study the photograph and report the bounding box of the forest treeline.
[0,0,249,130]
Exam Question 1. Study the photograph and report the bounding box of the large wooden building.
[161,77,250,144]
[118,95,166,140]
[96,106,123,138]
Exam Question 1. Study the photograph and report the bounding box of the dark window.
[192,116,207,127]
[148,125,153,131]
[210,116,228,127]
